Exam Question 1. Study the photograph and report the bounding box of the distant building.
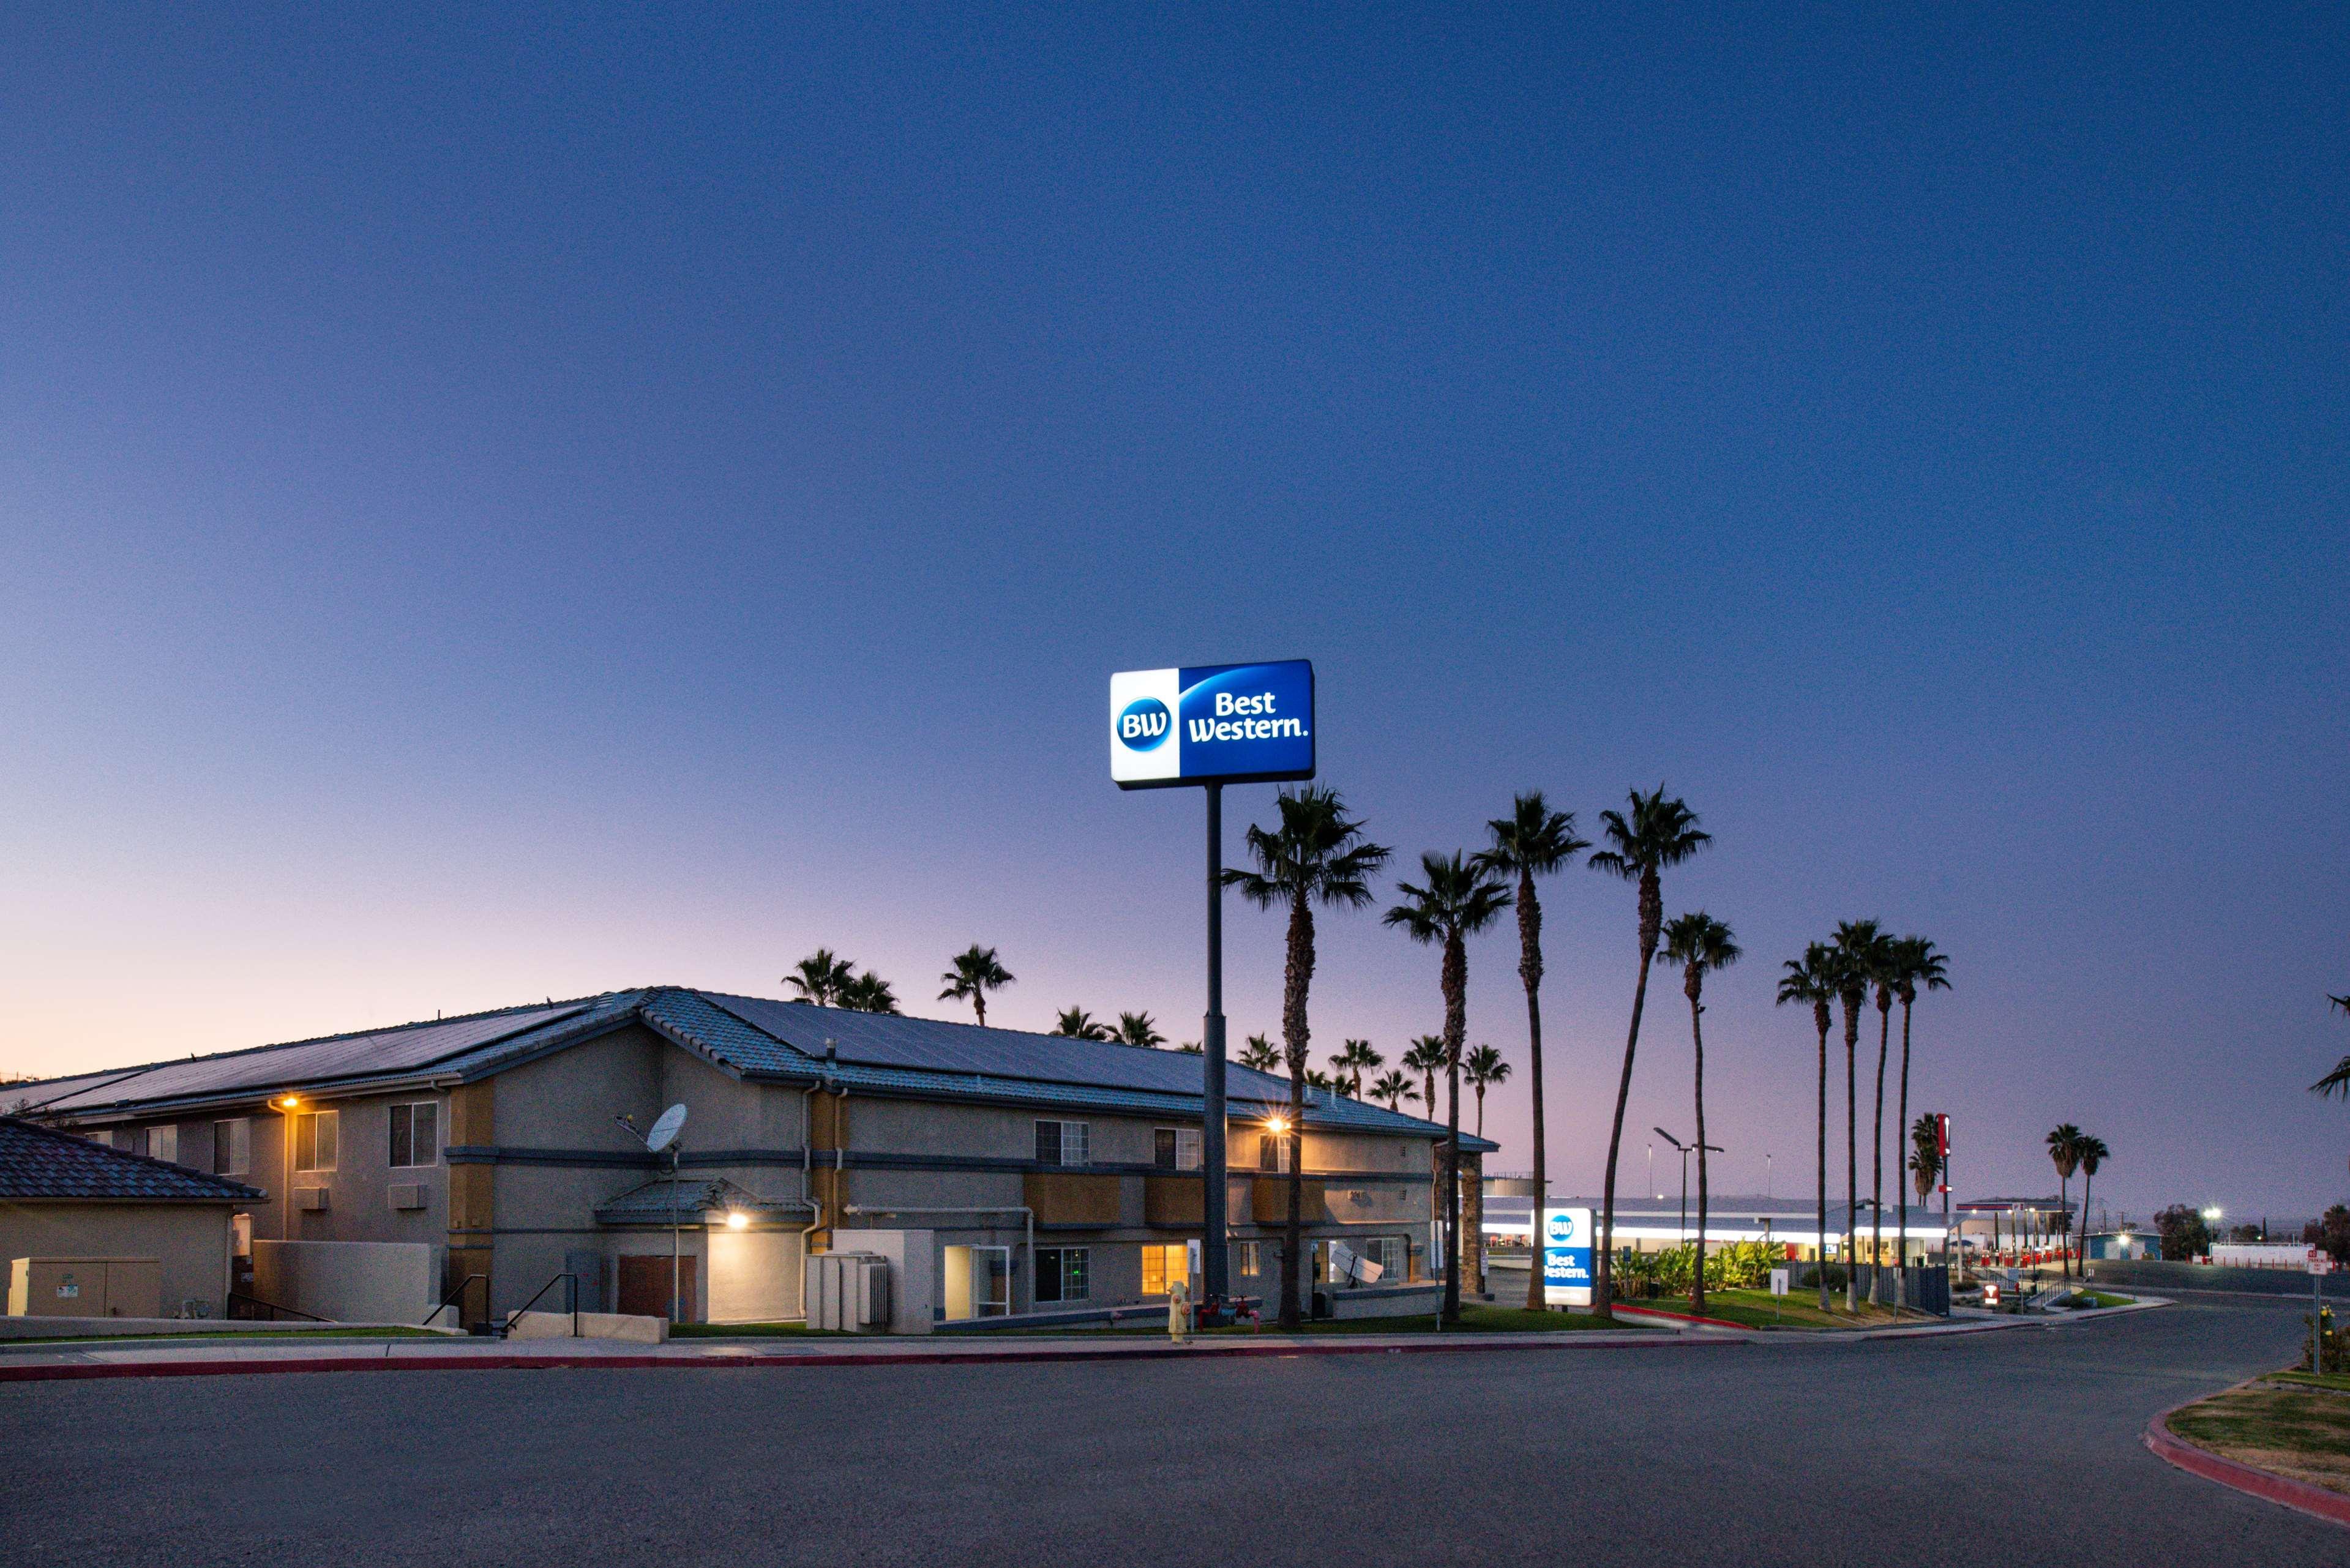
[10,989,1491,1328]
[1481,1184,1946,1262]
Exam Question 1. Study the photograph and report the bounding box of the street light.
[1652,1128,1724,1249]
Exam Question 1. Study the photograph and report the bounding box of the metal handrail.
[506,1268,578,1331]
[227,1290,332,1323]
[423,1272,487,1328]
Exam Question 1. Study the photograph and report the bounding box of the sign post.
[1113,661,1317,1314]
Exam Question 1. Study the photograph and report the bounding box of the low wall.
[505,1310,667,1344]
[252,1239,438,1323]
[0,1315,458,1340]
[1325,1283,1444,1320]
[2086,1258,2340,1299]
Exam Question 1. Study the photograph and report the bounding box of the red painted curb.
[2143,1387,2350,1530]
[1611,1304,1751,1331]
[0,1331,1732,1383]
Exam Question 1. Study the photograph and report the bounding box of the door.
[616,1255,697,1321]
[940,1245,1009,1321]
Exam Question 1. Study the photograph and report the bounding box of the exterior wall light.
[725,1211,750,1230]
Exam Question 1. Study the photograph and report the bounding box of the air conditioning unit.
[387,1183,425,1211]
[294,1187,330,1211]
[804,1252,891,1332]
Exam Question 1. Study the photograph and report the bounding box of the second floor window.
[1258,1133,1292,1174]
[211,1118,250,1176]
[294,1110,339,1173]
[1154,1127,1203,1171]
[1033,1119,1088,1167]
[143,1124,179,1164]
[389,1102,440,1168]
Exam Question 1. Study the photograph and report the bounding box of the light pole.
[1653,1127,1724,1251]
[2202,1205,2223,1260]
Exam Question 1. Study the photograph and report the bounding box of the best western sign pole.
[1112,660,1316,1312]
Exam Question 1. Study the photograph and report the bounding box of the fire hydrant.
[1168,1279,1193,1345]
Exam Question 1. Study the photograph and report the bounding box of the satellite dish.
[646,1103,687,1154]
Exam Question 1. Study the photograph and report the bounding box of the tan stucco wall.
[0,1201,236,1318]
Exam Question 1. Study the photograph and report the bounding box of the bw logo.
[1117,697,1172,751]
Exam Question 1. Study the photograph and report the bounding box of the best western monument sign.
[1543,1205,1595,1308]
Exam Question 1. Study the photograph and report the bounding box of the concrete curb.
[0,1329,1734,1383]
[2144,1381,2350,1530]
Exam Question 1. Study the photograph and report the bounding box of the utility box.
[9,1257,163,1319]
[805,1252,890,1332]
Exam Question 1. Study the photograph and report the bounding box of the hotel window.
[144,1124,179,1164]
[1033,1119,1088,1167]
[1153,1128,1202,1171]
[1140,1244,1189,1298]
[294,1110,339,1173]
[1237,1241,1262,1278]
[388,1102,440,1168]
[212,1118,250,1176]
[1257,1133,1292,1174]
[1363,1236,1403,1278]
[1035,1247,1090,1304]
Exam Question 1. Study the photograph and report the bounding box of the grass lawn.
[2063,1290,2135,1309]
[1622,1287,1910,1331]
[2167,1378,2350,1496]
[2269,1371,2350,1394]
[992,1303,1638,1337]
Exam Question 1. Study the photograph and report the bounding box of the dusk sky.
[4,9,2343,1223]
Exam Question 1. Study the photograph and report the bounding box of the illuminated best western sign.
[1110,661,1315,790]
[1542,1205,1595,1308]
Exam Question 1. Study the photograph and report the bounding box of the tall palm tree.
[1224,786,1392,1329]
[1385,851,1512,1326]
[1462,1044,1510,1139]
[1778,944,1839,1313]
[1661,913,1739,1313]
[2046,1124,2083,1280]
[1473,792,1591,1309]
[1865,934,1903,1306]
[1887,935,1949,1305]
[837,971,900,1014]
[2075,1135,2109,1260]
[1402,1036,1448,1116]
[1587,788,1712,1320]
[1115,1011,1165,1049]
[1238,1034,1283,1075]
[2309,994,2350,1098]
[784,948,855,1007]
[1828,920,1886,1312]
[1369,1070,1418,1113]
[1329,1039,1382,1097]
[1052,1007,1113,1041]
[937,944,1014,1027]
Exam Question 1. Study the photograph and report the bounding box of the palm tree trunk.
[1278,895,1315,1330]
[1441,931,1467,1327]
[1475,1088,1486,1140]
[1843,999,1860,1314]
[973,995,986,1028]
[1518,874,1548,1310]
[1896,998,1914,1312]
[1871,1002,1890,1306]
[1597,869,1663,1321]
[2079,1168,2094,1265]
[1690,980,1710,1314]
[1816,1015,1831,1313]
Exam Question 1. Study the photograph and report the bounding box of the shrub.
[1802,1263,1849,1290]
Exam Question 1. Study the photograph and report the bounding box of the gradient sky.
[4,7,2344,1224]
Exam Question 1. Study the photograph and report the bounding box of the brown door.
[616,1255,696,1321]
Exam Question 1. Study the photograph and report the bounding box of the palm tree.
[2075,1135,2109,1260]
[1224,786,1392,1329]
[784,949,855,1007]
[1778,944,1839,1313]
[1828,920,1887,1312]
[1369,1070,1418,1113]
[1887,936,1949,1305]
[2046,1124,2083,1280]
[1238,1034,1283,1075]
[1661,913,1738,1313]
[2309,994,2350,1098]
[1385,851,1513,1326]
[1402,1036,1447,1116]
[937,944,1014,1027]
[1473,792,1592,1309]
[1587,788,1712,1320]
[837,971,900,1014]
[1329,1038,1382,1097]
[1909,1114,1942,1206]
[1115,1011,1166,1049]
[1052,1007,1113,1041]
[1462,1044,1510,1139]
[1865,933,1903,1306]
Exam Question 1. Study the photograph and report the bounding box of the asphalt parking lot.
[4,1294,2336,1567]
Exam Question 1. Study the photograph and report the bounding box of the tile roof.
[17,987,1494,1151]
[0,1117,264,1203]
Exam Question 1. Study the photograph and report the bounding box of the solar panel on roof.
[702,993,1301,1100]
[33,1003,589,1111]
